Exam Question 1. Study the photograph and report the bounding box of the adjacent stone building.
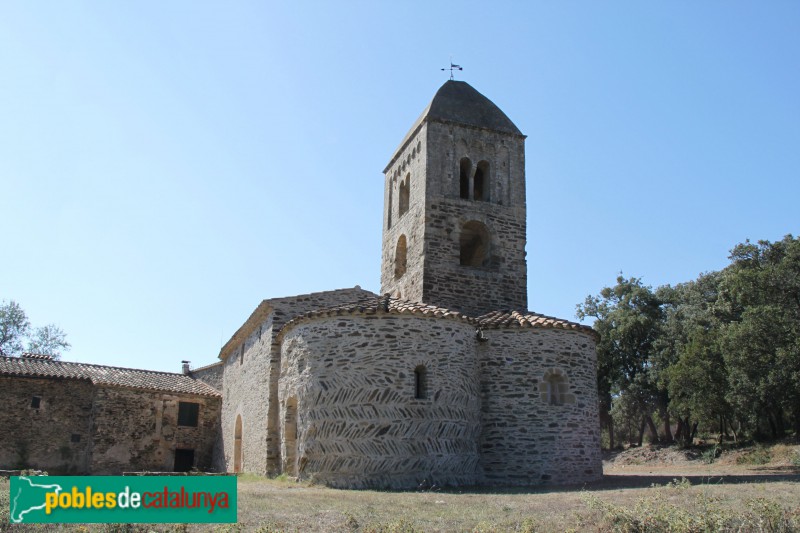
[0,354,220,474]
[1,80,602,487]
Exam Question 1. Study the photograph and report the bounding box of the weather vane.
[441,59,463,80]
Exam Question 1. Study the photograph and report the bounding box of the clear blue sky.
[2,2,798,372]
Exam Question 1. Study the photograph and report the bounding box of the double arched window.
[459,158,490,202]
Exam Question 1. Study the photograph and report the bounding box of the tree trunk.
[675,418,684,442]
[775,407,786,438]
[637,417,647,447]
[645,415,660,444]
[609,418,615,450]
[793,405,800,440]
[767,414,777,440]
[663,410,673,443]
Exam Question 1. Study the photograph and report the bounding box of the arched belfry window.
[414,365,427,399]
[395,235,408,279]
[399,175,410,216]
[459,158,471,199]
[474,161,490,201]
[460,221,491,267]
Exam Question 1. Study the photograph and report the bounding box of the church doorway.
[234,415,243,473]
[283,397,298,476]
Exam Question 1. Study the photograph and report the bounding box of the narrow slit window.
[414,365,427,399]
[30,396,41,409]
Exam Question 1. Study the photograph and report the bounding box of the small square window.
[71,434,81,443]
[178,402,199,427]
[31,396,41,409]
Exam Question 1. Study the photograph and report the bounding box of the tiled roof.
[476,310,597,338]
[218,286,378,359]
[0,355,221,397]
[277,295,473,340]
[277,295,598,341]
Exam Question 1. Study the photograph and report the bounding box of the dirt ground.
[1,442,799,532]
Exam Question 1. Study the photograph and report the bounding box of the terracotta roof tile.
[0,356,221,397]
[277,295,473,340]
[476,310,597,338]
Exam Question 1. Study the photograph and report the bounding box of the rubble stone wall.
[279,314,482,489]
[478,328,602,485]
[0,376,94,473]
[91,387,221,474]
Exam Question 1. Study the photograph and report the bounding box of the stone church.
[0,81,601,488]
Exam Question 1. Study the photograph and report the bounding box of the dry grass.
[2,444,800,532]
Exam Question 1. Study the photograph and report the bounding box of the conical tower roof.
[386,81,522,172]
[424,80,521,135]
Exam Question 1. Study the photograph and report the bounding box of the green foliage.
[0,299,70,358]
[580,235,800,446]
[0,300,30,356]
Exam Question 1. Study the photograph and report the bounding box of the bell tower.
[380,81,528,316]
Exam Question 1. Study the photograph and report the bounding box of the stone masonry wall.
[478,328,602,485]
[0,376,94,474]
[219,316,273,474]
[191,362,223,391]
[422,121,528,316]
[219,288,377,475]
[91,387,220,474]
[279,314,482,489]
[381,131,428,302]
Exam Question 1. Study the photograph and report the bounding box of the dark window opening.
[459,158,471,199]
[395,235,408,279]
[460,221,491,267]
[414,365,427,400]
[239,344,244,365]
[173,449,195,472]
[30,396,41,409]
[474,161,490,201]
[71,433,81,443]
[399,175,410,216]
[178,402,200,427]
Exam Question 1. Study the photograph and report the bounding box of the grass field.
[2,443,799,532]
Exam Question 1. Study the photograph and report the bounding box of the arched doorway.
[283,397,298,476]
[233,414,243,473]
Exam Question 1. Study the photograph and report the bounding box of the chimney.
[181,360,191,375]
